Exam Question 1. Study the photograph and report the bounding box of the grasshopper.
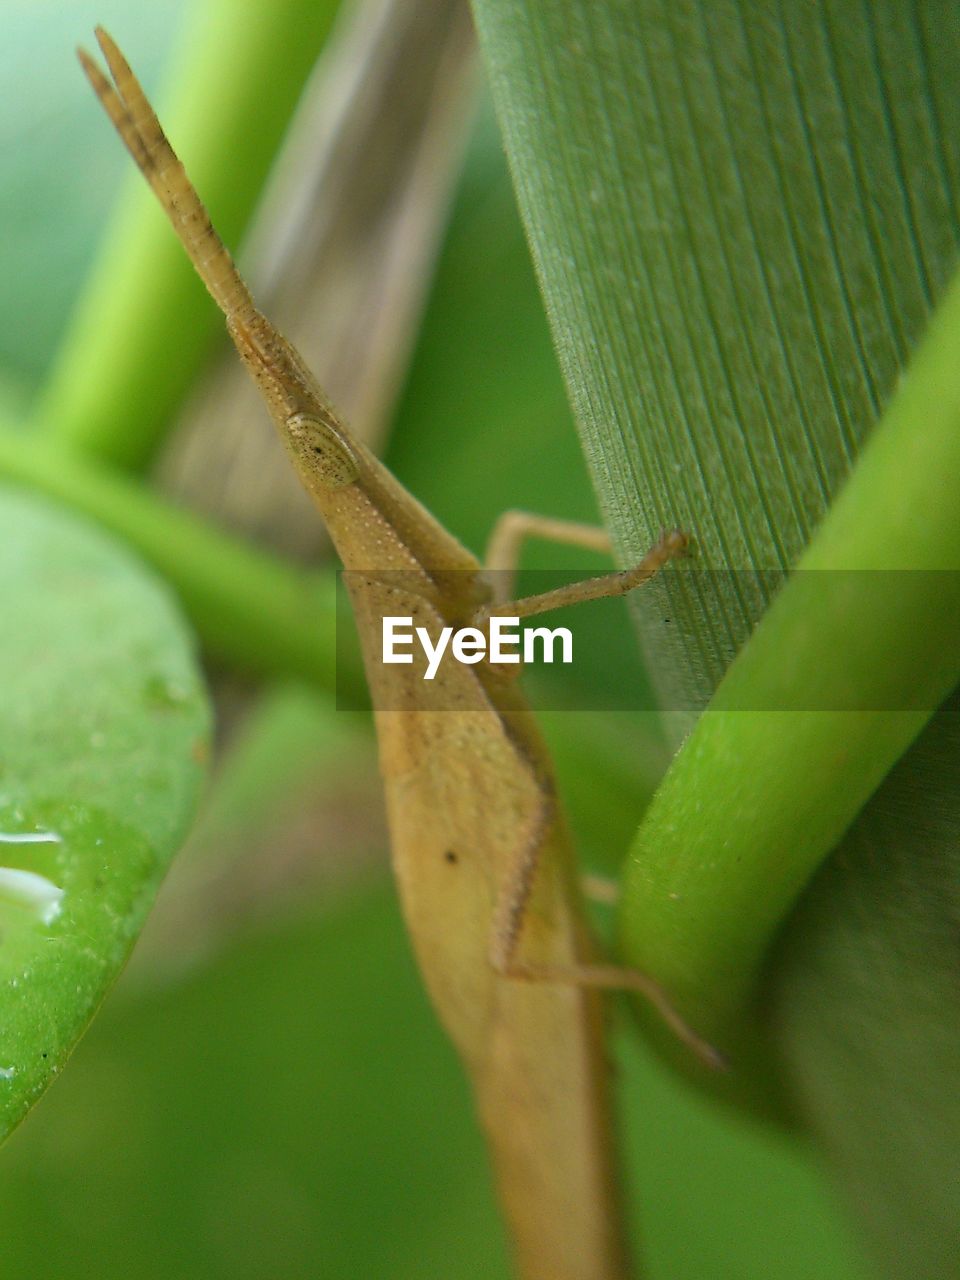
[80,29,721,1280]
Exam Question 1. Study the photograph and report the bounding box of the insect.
[80,29,722,1280]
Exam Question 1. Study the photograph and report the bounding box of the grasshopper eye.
[286,413,360,489]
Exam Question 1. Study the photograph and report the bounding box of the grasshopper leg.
[477,526,689,625]
[489,791,727,1071]
[484,511,613,605]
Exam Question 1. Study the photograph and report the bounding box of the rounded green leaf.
[0,485,209,1138]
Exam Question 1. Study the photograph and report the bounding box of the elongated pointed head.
[226,315,362,492]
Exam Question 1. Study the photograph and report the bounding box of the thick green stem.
[37,0,341,470]
[0,424,363,696]
[620,266,960,1067]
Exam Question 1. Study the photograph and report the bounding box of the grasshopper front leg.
[477,524,689,626]
[484,510,615,604]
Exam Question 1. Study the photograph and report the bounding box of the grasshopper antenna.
[77,26,257,326]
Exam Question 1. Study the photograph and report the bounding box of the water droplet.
[0,1066,16,1080]
[0,868,64,925]
[0,831,61,846]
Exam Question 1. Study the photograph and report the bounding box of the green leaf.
[768,693,960,1278]
[0,485,209,1139]
[471,0,960,1261]
[0,422,354,697]
[471,0,959,697]
[618,269,960,1100]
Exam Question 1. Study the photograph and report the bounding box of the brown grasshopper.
[80,29,721,1280]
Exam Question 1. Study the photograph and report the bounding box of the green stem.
[620,265,960,1074]
[36,0,341,471]
[0,424,364,697]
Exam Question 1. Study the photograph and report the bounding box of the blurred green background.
[0,2,873,1276]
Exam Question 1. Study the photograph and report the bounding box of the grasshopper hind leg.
[489,792,728,1072]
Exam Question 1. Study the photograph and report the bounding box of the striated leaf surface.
[471,0,960,1266]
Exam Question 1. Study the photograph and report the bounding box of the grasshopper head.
[227,316,361,490]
